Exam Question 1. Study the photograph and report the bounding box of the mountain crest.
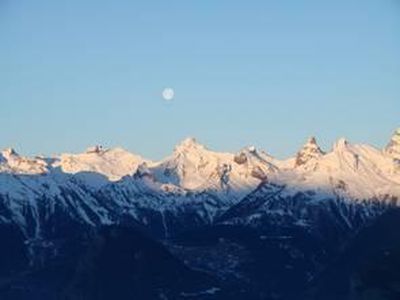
[333,138,350,151]
[247,146,257,153]
[174,137,206,153]
[385,128,400,160]
[1,148,18,160]
[295,136,324,167]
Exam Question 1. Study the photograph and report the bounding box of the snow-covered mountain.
[0,148,48,175]
[1,129,400,300]
[149,137,277,203]
[0,129,399,240]
[54,145,148,189]
[276,137,400,200]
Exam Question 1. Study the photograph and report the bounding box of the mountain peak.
[334,138,349,151]
[385,128,400,160]
[1,148,19,160]
[174,137,206,152]
[247,146,257,153]
[307,136,317,145]
[295,136,324,167]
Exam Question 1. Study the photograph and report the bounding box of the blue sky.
[1,0,399,159]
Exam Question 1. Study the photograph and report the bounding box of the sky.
[1,0,399,160]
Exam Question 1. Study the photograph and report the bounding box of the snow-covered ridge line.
[1,128,400,200]
[0,129,399,240]
[1,129,398,174]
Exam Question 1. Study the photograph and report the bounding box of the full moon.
[162,88,174,101]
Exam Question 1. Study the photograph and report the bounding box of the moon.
[162,88,174,101]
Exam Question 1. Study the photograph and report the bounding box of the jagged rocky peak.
[385,128,400,160]
[0,148,21,164]
[1,147,19,159]
[295,136,324,167]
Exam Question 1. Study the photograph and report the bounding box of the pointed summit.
[1,148,18,160]
[174,137,206,153]
[333,138,350,151]
[307,136,317,145]
[295,136,324,167]
[385,128,400,160]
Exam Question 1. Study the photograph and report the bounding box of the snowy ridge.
[0,129,399,238]
[2,131,399,200]
[149,138,277,203]
[54,145,148,189]
[0,148,48,175]
[275,138,400,200]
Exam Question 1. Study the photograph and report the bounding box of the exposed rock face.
[386,128,400,161]
[86,145,104,154]
[250,166,267,181]
[295,137,325,167]
[233,152,248,165]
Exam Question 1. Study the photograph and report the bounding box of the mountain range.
[0,129,400,299]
